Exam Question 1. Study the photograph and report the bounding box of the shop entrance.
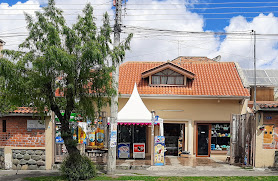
[197,124,210,157]
[164,123,184,156]
[117,124,146,157]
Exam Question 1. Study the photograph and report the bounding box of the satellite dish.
[212,55,221,62]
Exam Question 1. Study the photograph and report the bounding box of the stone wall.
[0,148,4,169]
[12,149,45,170]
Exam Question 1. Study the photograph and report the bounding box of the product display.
[211,123,230,151]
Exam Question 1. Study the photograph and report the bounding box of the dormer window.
[152,69,184,85]
[141,62,195,86]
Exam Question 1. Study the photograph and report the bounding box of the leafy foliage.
[60,153,97,181]
[0,0,132,154]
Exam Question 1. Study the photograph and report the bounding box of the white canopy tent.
[117,83,163,136]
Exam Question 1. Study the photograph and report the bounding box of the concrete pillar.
[4,146,12,169]
[45,113,54,170]
[187,120,193,155]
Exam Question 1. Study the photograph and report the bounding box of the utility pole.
[107,0,122,175]
[252,30,256,111]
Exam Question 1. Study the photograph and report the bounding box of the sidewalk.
[1,156,278,180]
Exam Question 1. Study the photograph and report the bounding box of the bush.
[60,153,97,181]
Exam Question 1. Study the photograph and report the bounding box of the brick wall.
[0,117,45,147]
[262,112,278,149]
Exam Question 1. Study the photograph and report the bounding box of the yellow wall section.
[101,97,246,156]
[45,114,54,170]
[255,113,278,168]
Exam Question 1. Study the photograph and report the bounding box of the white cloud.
[122,0,219,62]
[1,0,278,69]
[214,13,278,69]
[0,0,41,50]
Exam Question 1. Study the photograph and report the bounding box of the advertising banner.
[154,136,165,166]
[133,143,145,158]
[110,123,117,148]
[118,143,130,158]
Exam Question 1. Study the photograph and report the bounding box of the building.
[0,107,54,170]
[108,56,250,157]
[0,56,250,170]
[254,102,278,167]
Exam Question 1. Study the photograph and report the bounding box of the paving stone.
[28,165,38,170]
[16,164,22,170]
[21,165,28,170]
[12,164,17,170]
[16,154,23,159]
[12,159,19,165]
[19,160,27,165]
[39,166,46,170]
[27,150,35,155]
[37,161,45,166]
[35,150,44,155]
[14,150,20,154]
[28,159,37,165]
[23,154,31,160]
[31,155,41,161]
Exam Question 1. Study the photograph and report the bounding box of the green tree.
[0,0,132,155]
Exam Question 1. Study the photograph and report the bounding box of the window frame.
[151,69,184,85]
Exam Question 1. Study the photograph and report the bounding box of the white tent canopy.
[118,83,152,123]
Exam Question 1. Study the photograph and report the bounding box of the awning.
[118,83,152,124]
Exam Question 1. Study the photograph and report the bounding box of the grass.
[24,176,278,181]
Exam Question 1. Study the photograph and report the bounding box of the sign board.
[27,120,45,129]
[133,143,145,158]
[118,143,130,158]
[110,123,117,147]
[154,136,165,166]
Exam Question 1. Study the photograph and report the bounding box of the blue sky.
[2,0,278,32]
[1,0,278,69]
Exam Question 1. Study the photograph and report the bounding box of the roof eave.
[119,94,249,100]
[258,108,278,111]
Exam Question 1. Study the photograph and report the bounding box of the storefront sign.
[154,136,165,166]
[55,136,64,143]
[133,143,145,158]
[133,143,145,152]
[27,120,45,129]
[118,143,130,158]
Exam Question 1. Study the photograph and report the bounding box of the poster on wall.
[118,143,130,158]
[154,136,165,166]
[262,124,275,149]
[110,123,117,148]
[27,120,45,129]
[133,143,145,159]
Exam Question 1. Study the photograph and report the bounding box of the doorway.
[164,123,184,156]
[197,124,211,157]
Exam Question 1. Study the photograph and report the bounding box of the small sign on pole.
[110,123,117,148]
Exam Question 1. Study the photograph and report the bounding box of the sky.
[1,0,278,69]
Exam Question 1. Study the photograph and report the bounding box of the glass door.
[197,124,210,156]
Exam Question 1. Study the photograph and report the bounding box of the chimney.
[0,39,5,58]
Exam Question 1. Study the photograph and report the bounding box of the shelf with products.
[211,123,230,151]
[178,137,183,156]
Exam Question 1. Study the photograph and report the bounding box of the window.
[2,120,6,132]
[151,69,184,85]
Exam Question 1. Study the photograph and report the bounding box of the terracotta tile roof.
[257,102,278,109]
[10,107,39,114]
[119,59,250,97]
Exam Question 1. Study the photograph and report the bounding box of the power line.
[4,2,278,6]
